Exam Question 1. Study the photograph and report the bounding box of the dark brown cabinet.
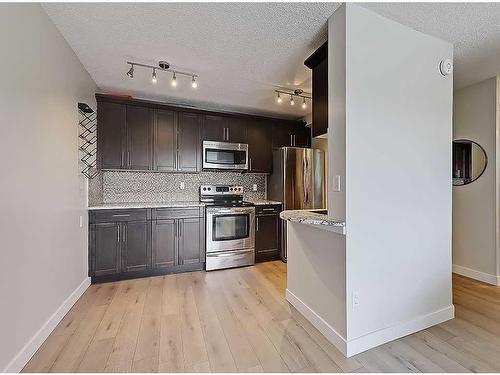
[98,101,126,169]
[202,114,247,143]
[127,105,153,170]
[152,219,176,269]
[202,114,227,142]
[122,221,150,272]
[273,122,311,148]
[90,207,205,283]
[255,205,281,263]
[92,222,121,276]
[305,41,328,137]
[178,112,201,172]
[247,119,272,173]
[154,109,176,171]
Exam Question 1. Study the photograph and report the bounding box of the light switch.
[180,182,185,190]
[252,184,258,192]
[333,175,341,192]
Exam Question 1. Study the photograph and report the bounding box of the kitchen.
[5,2,500,374]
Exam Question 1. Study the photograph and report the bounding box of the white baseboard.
[286,289,347,355]
[3,277,91,373]
[346,305,455,356]
[452,264,500,286]
[286,288,454,358]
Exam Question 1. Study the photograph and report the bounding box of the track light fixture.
[274,88,311,109]
[126,64,134,78]
[125,60,198,89]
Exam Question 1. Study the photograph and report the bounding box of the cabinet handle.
[112,214,130,217]
[179,221,182,237]
[249,158,252,170]
[290,134,293,146]
[117,225,120,242]
[226,127,230,141]
[294,134,297,146]
[256,217,259,231]
[262,208,275,211]
[127,151,130,165]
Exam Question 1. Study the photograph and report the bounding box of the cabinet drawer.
[256,205,281,216]
[153,207,203,220]
[91,209,148,223]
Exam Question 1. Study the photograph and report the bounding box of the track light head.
[152,69,157,84]
[277,92,282,103]
[191,75,197,88]
[302,97,307,109]
[126,65,134,78]
[290,95,295,106]
[171,72,177,87]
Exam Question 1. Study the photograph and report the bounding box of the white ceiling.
[43,3,500,119]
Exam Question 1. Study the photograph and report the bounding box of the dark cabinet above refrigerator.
[305,41,328,138]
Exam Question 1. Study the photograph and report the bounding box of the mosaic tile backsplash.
[88,170,267,205]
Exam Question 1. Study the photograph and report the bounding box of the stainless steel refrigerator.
[267,147,326,261]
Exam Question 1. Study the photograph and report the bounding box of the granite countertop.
[88,201,205,210]
[246,199,282,206]
[280,209,346,234]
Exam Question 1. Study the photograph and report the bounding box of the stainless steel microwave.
[202,141,248,171]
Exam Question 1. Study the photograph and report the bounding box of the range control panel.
[200,185,243,196]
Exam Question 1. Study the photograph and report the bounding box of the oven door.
[206,206,255,253]
[203,141,248,170]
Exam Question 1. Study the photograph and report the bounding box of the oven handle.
[208,249,253,257]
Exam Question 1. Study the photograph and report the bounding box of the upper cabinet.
[96,94,310,174]
[247,119,272,173]
[97,101,126,169]
[305,41,328,138]
[273,121,311,148]
[202,114,247,143]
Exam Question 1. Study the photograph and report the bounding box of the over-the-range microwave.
[202,141,248,171]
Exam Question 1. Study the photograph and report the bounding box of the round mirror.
[453,139,487,186]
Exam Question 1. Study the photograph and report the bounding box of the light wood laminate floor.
[23,261,500,373]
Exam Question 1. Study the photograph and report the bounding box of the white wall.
[0,4,96,371]
[453,77,499,283]
[328,4,454,354]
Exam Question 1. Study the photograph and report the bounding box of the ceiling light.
[191,75,197,88]
[277,92,282,103]
[126,65,134,78]
[151,69,157,84]
[302,97,307,109]
[273,89,311,111]
[290,95,295,106]
[171,72,177,87]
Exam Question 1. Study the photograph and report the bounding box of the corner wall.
[452,77,499,284]
[0,4,96,371]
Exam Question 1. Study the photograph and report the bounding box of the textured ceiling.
[42,2,341,119]
[42,3,500,119]
[362,2,500,90]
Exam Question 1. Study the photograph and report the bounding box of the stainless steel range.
[200,185,255,271]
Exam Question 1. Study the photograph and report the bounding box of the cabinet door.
[202,114,226,142]
[294,124,311,148]
[178,218,204,265]
[312,58,328,137]
[273,122,293,148]
[122,221,150,272]
[255,214,280,262]
[126,105,153,170]
[247,119,272,173]
[226,117,247,143]
[155,109,176,171]
[92,223,121,276]
[152,219,177,269]
[178,112,201,172]
[98,101,125,169]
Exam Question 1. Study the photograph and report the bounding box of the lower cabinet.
[89,207,205,282]
[255,205,282,263]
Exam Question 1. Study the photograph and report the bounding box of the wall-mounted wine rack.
[78,102,98,179]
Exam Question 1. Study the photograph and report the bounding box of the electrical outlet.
[333,175,341,192]
[252,184,258,192]
[180,182,185,190]
[79,215,83,228]
[353,292,360,308]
